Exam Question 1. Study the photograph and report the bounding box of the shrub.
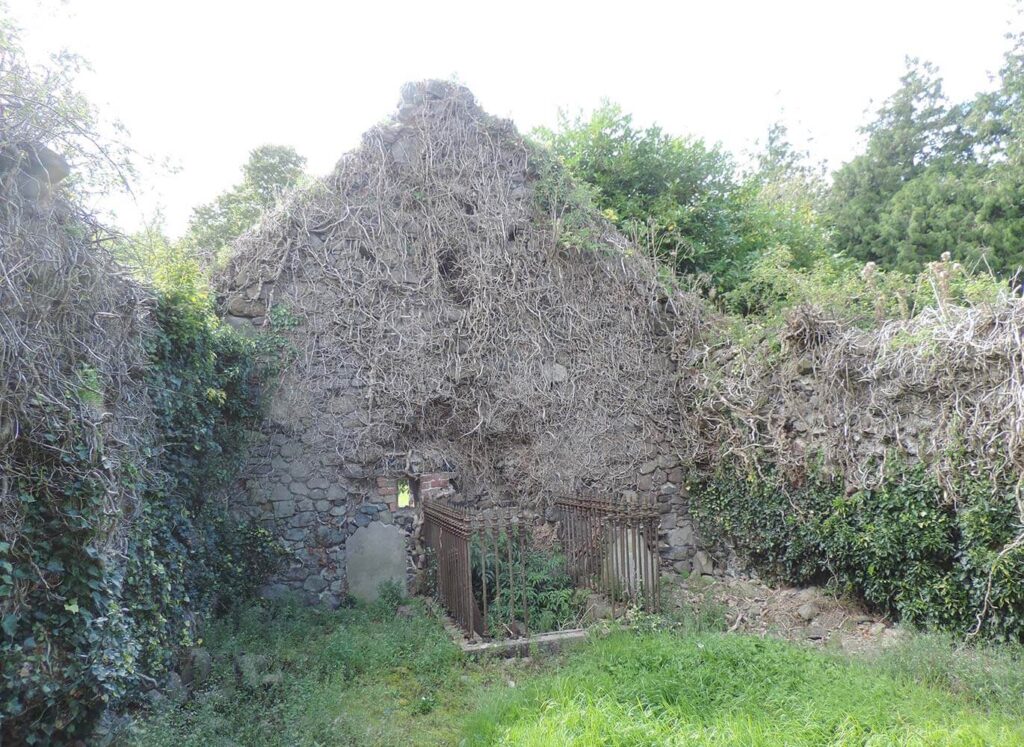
[693,468,831,585]
[121,289,286,679]
[469,534,586,635]
[694,461,1024,641]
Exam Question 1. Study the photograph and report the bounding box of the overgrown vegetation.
[0,16,284,743]
[534,107,834,302]
[827,53,1024,278]
[694,461,1024,642]
[0,276,284,742]
[131,599,1024,746]
[534,104,743,284]
[469,535,586,635]
[7,0,1024,739]
[467,628,1024,745]
[542,32,1024,308]
[122,288,286,679]
[129,597,467,746]
[179,144,307,268]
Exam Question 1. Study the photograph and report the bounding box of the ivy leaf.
[2,614,17,637]
[64,599,80,614]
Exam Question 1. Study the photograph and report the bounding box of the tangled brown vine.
[0,144,152,618]
[219,81,703,506]
[681,292,1024,494]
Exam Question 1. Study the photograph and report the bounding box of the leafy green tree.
[828,59,965,265]
[182,144,306,264]
[0,6,134,196]
[727,123,830,310]
[827,46,1024,279]
[537,107,837,300]
[876,167,980,273]
[534,103,741,284]
[969,29,1024,165]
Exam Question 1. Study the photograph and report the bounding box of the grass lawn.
[127,598,1024,746]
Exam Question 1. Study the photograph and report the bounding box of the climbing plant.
[694,459,1024,642]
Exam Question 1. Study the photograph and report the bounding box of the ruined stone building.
[219,81,704,606]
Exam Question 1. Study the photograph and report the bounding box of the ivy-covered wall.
[1,201,284,745]
[694,461,1024,641]
[682,294,1024,642]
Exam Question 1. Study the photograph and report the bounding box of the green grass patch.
[128,599,1024,746]
[465,631,1024,745]
[129,596,472,746]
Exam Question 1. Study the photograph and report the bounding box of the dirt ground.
[665,572,907,655]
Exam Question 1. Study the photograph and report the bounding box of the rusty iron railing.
[421,499,530,638]
[556,496,661,614]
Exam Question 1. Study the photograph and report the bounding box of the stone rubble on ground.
[666,574,904,654]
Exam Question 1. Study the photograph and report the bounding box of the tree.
[826,43,1024,280]
[737,125,829,268]
[534,103,742,285]
[182,144,306,264]
[828,59,963,265]
[0,7,134,197]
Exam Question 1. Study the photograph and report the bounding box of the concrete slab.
[459,629,588,659]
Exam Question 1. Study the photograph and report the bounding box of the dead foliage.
[0,143,152,613]
[219,81,703,505]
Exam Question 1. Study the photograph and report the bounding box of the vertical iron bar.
[565,503,573,582]
[643,516,652,610]
[629,518,637,607]
[630,517,638,607]
[619,512,628,607]
[481,524,488,632]
[492,524,499,635]
[604,511,610,605]
[651,513,659,611]
[463,529,469,631]
[520,524,529,636]
[506,524,514,634]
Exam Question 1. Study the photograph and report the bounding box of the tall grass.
[130,598,1024,747]
[873,631,1024,718]
[130,596,466,746]
[463,631,1024,746]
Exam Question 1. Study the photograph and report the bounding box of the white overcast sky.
[6,0,1020,236]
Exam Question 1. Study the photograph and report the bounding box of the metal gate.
[421,499,530,638]
[422,495,660,637]
[556,495,661,614]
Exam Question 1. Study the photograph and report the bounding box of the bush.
[724,246,1005,324]
[0,14,282,739]
[469,534,586,635]
[694,461,1024,641]
[693,468,831,585]
[121,289,286,679]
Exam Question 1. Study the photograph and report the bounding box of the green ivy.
[2,289,285,744]
[694,460,1024,642]
[121,289,287,678]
